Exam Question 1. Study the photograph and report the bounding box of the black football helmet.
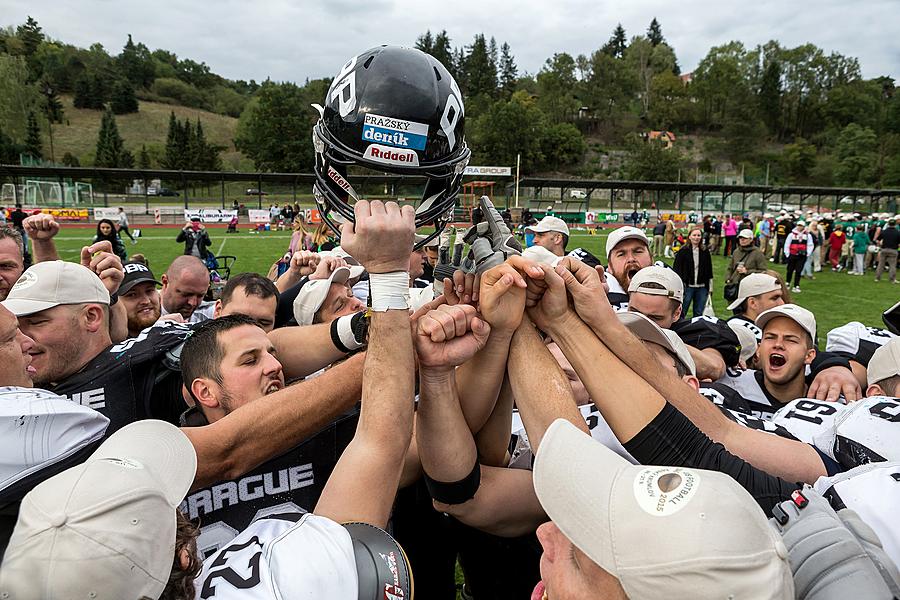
[312,46,470,248]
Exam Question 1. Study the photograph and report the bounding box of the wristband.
[368,271,410,312]
[331,311,368,353]
[108,292,118,306]
[424,459,481,505]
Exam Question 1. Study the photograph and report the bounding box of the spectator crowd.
[1,45,900,600]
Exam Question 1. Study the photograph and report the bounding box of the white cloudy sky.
[2,0,898,83]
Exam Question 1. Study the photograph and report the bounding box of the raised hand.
[80,241,124,294]
[288,250,321,278]
[415,304,491,372]
[310,255,347,280]
[340,200,415,274]
[23,213,60,241]
[478,263,527,334]
[554,257,616,327]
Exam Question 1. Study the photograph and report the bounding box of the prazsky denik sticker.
[362,114,428,151]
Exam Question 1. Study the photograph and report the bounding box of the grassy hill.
[44,96,251,170]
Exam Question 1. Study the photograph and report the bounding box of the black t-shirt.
[10,209,26,229]
[672,315,742,367]
[180,406,359,559]
[48,321,193,433]
[879,226,900,250]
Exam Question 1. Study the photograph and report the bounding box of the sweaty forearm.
[474,375,515,467]
[186,352,364,489]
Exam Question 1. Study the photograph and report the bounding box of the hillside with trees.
[1,16,899,188]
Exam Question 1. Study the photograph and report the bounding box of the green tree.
[16,16,44,58]
[582,51,636,123]
[0,127,23,163]
[61,152,80,167]
[536,52,578,123]
[161,111,180,169]
[94,108,126,167]
[758,55,782,135]
[138,144,151,169]
[833,123,877,186]
[692,41,756,128]
[414,30,434,54]
[234,79,326,171]
[111,78,139,114]
[623,135,683,181]
[0,56,41,142]
[647,18,665,46]
[431,31,454,76]
[117,34,155,89]
[780,138,817,181]
[470,91,547,172]
[464,34,497,99]
[624,37,677,116]
[39,77,64,123]
[648,71,695,129]
[822,80,881,131]
[721,95,766,164]
[498,42,518,98]
[541,122,586,168]
[602,24,627,59]
[24,111,42,158]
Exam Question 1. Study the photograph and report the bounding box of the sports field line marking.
[216,238,227,255]
[49,235,293,241]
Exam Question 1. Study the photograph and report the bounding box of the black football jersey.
[673,315,742,367]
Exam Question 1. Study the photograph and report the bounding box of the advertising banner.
[184,209,238,223]
[93,208,119,221]
[464,166,512,176]
[43,208,89,221]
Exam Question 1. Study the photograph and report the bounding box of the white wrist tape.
[369,271,410,312]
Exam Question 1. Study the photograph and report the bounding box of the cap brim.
[534,419,628,576]
[89,420,196,506]
[0,298,61,317]
[726,296,747,310]
[617,311,672,350]
[118,277,161,296]
[293,267,352,326]
[756,308,816,342]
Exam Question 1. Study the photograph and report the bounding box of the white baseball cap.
[605,226,649,260]
[618,311,695,376]
[756,303,817,344]
[0,420,197,599]
[627,265,684,303]
[522,244,562,266]
[867,337,900,386]
[318,248,366,281]
[727,319,759,363]
[526,215,569,236]
[293,266,352,326]
[726,273,781,310]
[2,260,110,316]
[738,229,754,239]
[533,419,794,599]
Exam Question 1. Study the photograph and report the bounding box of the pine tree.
[40,78,64,123]
[647,18,665,46]
[73,74,93,109]
[602,24,628,58]
[177,119,192,169]
[0,127,23,164]
[415,30,434,54]
[162,112,180,169]
[61,152,80,167]
[16,16,44,57]
[432,31,454,74]
[499,42,518,97]
[119,148,135,169]
[94,108,125,167]
[759,59,783,136]
[465,34,498,98]
[24,112,42,159]
[138,144,151,169]
[111,79,139,114]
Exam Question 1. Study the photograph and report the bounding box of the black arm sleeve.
[274,276,310,328]
[623,403,800,514]
[807,351,852,383]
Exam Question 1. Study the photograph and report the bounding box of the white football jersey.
[771,399,850,445]
[826,322,896,366]
[0,387,109,496]
[814,461,900,569]
[813,396,900,469]
[509,404,636,470]
[194,512,359,600]
[705,369,781,418]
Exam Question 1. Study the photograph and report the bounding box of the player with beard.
[603,226,653,309]
[119,261,162,338]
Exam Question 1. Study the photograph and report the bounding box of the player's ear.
[866,384,884,397]
[212,299,223,318]
[682,375,700,392]
[191,378,220,411]
[804,347,816,365]
[81,304,106,333]
[672,302,682,323]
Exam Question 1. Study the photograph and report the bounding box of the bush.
[151,78,207,110]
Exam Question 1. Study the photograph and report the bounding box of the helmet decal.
[362,114,429,151]
[329,55,358,118]
[440,82,463,150]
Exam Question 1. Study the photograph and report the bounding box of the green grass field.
[48,227,895,338]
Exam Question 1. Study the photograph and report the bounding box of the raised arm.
[22,213,60,262]
[314,200,416,528]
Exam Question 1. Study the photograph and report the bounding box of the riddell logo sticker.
[364,144,420,167]
[327,166,358,199]
[362,113,428,150]
[633,467,700,517]
[384,584,404,600]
